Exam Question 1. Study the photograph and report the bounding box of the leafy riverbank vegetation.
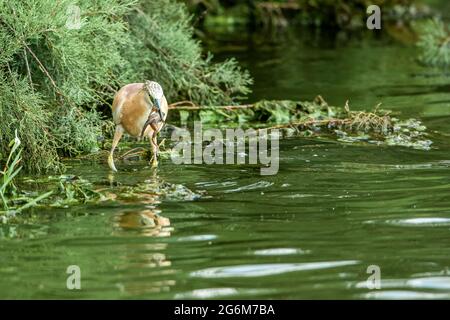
[0,0,251,173]
[0,0,441,174]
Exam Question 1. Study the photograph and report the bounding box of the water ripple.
[177,234,217,242]
[175,288,238,299]
[191,260,359,278]
[355,276,450,292]
[363,290,450,299]
[407,277,450,290]
[386,217,450,227]
[253,248,310,256]
[224,181,273,193]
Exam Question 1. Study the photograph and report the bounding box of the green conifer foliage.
[125,0,252,105]
[417,19,450,71]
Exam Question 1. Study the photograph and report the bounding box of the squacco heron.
[108,81,168,172]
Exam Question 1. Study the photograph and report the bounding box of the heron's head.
[145,80,164,111]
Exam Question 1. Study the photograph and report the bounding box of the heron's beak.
[154,98,164,120]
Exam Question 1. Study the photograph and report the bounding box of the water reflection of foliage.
[1,171,200,224]
[186,0,434,29]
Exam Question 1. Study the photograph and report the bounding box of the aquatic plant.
[168,96,433,150]
[8,171,201,215]
[169,97,336,125]
[0,131,52,217]
[0,131,22,211]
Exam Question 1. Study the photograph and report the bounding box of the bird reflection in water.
[113,206,174,296]
[106,167,197,296]
[114,208,171,238]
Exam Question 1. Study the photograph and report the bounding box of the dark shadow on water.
[427,99,450,105]
[372,84,450,97]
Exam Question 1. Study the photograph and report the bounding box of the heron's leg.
[108,125,124,172]
[149,123,160,167]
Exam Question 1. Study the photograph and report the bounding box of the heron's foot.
[108,173,115,185]
[108,154,118,172]
[151,157,159,168]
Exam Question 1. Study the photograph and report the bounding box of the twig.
[169,100,198,109]
[23,48,33,88]
[118,147,147,160]
[262,118,352,131]
[4,4,60,96]
[23,43,61,96]
[169,103,254,110]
